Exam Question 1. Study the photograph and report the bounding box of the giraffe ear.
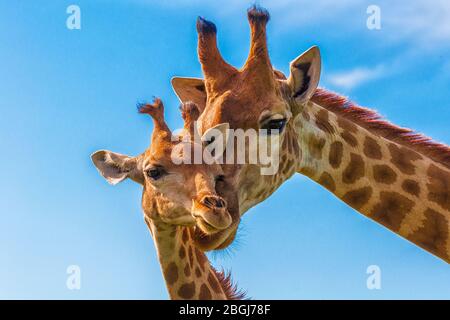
[171,77,207,112]
[286,46,321,102]
[91,150,144,185]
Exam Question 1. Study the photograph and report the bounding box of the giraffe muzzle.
[192,195,232,232]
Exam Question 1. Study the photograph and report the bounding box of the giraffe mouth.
[192,219,239,251]
[194,215,224,234]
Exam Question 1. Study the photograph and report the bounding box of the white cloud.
[135,0,450,47]
[383,0,450,46]
[326,65,385,90]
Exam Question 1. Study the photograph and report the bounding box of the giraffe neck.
[145,218,240,299]
[292,99,450,263]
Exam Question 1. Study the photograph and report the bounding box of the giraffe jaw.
[192,222,238,251]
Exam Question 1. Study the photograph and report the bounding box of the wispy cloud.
[135,0,450,47]
[383,0,450,47]
[326,65,385,90]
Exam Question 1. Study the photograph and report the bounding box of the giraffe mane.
[213,267,247,300]
[311,88,450,169]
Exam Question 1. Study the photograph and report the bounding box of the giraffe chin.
[192,224,238,252]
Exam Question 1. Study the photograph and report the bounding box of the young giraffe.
[171,6,450,263]
[91,99,242,299]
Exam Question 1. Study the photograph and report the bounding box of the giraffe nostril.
[215,198,226,208]
[201,196,226,209]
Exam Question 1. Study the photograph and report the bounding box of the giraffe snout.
[192,195,232,233]
[200,195,227,209]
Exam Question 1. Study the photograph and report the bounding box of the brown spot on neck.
[329,141,343,169]
[188,246,194,266]
[337,116,358,133]
[318,172,336,192]
[184,264,191,277]
[178,281,196,299]
[388,144,421,175]
[195,248,207,272]
[402,179,420,197]
[427,164,450,211]
[164,262,178,286]
[364,136,382,160]
[342,153,365,184]
[207,271,222,294]
[341,131,358,147]
[182,228,189,242]
[179,245,186,259]
[308,134,326,160]
[315,109,335,135]
[199,284,213,300]
[408,208,449,261]
[342,187,373,210]
[371,191,414,231]
[373,164,397,184]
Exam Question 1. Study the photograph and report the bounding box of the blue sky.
[0,0,449,299]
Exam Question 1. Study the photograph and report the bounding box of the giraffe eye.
[215,175,225,183]
[261,118,287,134]
[147,167,166,180]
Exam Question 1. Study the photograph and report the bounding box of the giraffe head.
[91,98,239,251]
[172,6,321,156]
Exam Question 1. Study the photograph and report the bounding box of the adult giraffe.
[91,99,242,299]
[172,6,450,263]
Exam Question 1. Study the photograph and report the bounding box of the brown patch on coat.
[371,191,414,231]
[188,246,194,266]
[208,271,222,294]
[179,245,186,259]
[164,262,178,286]
[427,164,450,211]
[184,264,191,277]
[178,281,196,299]
[318,172,336,192]
[337,116,358,133]
[315,109,334,134]
[329,141,344,169]
[408,208,449,261]
[199,284,212,300]
[342,153,365,184]
[341,131,358,147]
[195,248,207,271]
[402,179,420,197]
[308,134,326,160]
[342,187,373,210]
[388,143,421,175]
[182,228,189,242]
[373,164,397,184]
[364,136,382,160]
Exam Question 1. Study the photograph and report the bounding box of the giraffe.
[171,6,450,263]
[91,98,243,299]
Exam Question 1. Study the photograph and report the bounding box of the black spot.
[247,5,270,24]
[196,16,217,34]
